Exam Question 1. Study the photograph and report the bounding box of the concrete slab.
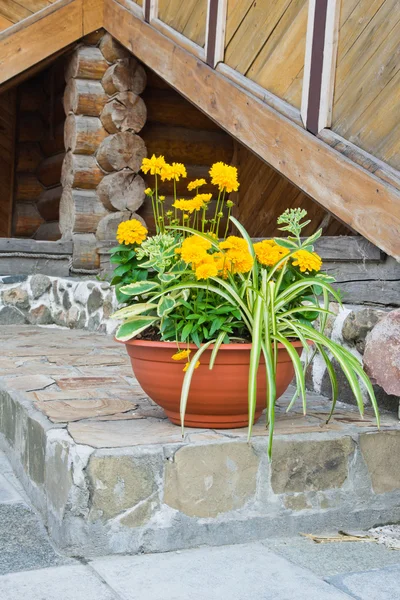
[0,564,119,600]
[262,537,400,577]
[0,503,72,575]
[0,473,23,504]
[328,564,400,599]
[91,542,351,600]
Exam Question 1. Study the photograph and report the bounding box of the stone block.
[30,305,53,325]
[87,288,103,313]
[0,306,28,325]
[271,437,354,494]
[359,431,400,494]
[22,416,47,487]
[342,308,386,354]
[30,275,51,299]
[62,291,71,311]
[87,453,161,521]
[284,494,312,511]
[363,309,400,396]
[164,442,259,518]
[45,436,73,519]
[2,286,29,309]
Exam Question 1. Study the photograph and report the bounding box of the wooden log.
[102,58,147,95]
[40,122,65,157]
[63,79,108,117]
[100,92,147,134]
[65,47,108,81]
[33,221,61,241]
[13,202,44,237]
[142,124,233,165]
[64,114,107,154]
[96,210,145,240]
[99,32,131,63]
[18,113,45,142]
[97,170,145,211]
[71,233,100,270]
[15,173,43,201]
[60,187,109,235]
[37,153,64,187]
[96,132,146,172]
[37,186,62,221]
[61,153,104,189]
[16,142,43,173]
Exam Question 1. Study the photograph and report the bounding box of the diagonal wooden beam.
[104,0,400,259]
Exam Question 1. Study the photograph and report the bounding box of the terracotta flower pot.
[123,339,303,429]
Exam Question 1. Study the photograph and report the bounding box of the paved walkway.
[1,450,400,600]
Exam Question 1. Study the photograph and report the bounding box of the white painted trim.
[205,0,227,67]
[151,18,205,61]
[318,0,341,130]
[301,0,316,128]
[148,0,158,21]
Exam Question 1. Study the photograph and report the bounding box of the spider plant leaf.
[209,331,227,370]
[316,343,339,423]
[248,293,264,437]
[275,334,307,415]
[180,340,216,435]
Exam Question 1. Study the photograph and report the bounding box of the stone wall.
[0,274,118,334]
[306,303,399,414]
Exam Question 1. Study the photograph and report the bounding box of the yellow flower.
[180,236,211,266]
[219,236,248,252]
[292,250,322,273]
[159,195,165,201]
[213,252,233,279]
[172,197,206,213]
[144,187,153,196]
[193,193,212,205]
[141,155,166,176]
[160,162,187,182]
[116,219,148,245]
[172,349,191,360]
[183,360,200,372]
[254,240,290,268]
[187,178,207,191]
[195,258,218,280]
[209,162,239,193]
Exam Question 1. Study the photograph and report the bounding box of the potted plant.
[110,156,379,458]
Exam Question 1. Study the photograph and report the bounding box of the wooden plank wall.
[0,89,16,237]
[0,0,58,32]
[157,0,208,47]
[236,144,350,237]
[332,0,400,170]
[224,0,308,108]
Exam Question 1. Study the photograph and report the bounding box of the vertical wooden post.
[301,0,341,134]
[205,0,227,68]
[144,0,157,23]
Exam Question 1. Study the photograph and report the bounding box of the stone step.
[1,325,400,557]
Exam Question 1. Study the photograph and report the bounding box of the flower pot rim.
[119,339,305,350]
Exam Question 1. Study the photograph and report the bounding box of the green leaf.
[120,281,160,296]
[158,272,177,284]
[115,316,158,342]
[181,323,193,341]
[272,238,298,249]
[111,302,157,320]
[110,244,131,252]
[303,229,322,247]
[157,295,176,317]
[113,264,132,277]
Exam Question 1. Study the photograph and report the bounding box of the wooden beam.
[205,0,227,68]
[0,0,83,85]
[301,0,340,134]
[104,0,400,260]
[143,0,157,23]
[0,238,72,254]
[83,0,105,33]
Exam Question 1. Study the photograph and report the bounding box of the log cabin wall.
[0,90,16,237]
[60,32,148,272]
[13,59,67,240]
